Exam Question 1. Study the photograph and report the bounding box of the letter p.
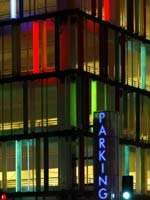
[99,112,105,123]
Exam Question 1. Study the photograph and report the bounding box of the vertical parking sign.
[94,112,119,200]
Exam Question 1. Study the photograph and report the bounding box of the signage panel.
[94,112,119,200]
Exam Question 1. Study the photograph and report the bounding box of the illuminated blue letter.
[99,150,106,161]
[99,175,108,186]
[99,112,105,123]
[98,188,108,199]
[98,125,107,136]
[101,163,105,174]
[99,138,106,149]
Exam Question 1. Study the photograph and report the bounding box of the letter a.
[98,125,107,136]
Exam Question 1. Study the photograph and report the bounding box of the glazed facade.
[0,0,150,199]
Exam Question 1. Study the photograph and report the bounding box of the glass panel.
[28,80,42,133]
[59,16,77,70]
[47,78,57,130]
[20,22,33,74]
[47,0,57,12]
[108,29,115,80]
[127,92,136,139]
[110,0,120,26]
[12,82,23,135]
[84,137,93,185]
[23,0,30,17]
[41,19,55,71]
[7,141,16,192]
[84,19,94,73]
[130,146,136,190]
[4,26,12,76]
[35,0,46,14]
[133,40,140,88]
[0,0,10,19]
[0,86,2,135]
[106,85,115,111]
[0,28,3,77]
[28,78,57,133]
[48,137,58,187]
[140,95,149,141]
[3,84,11,136]
[97,82,106,111]
[139,0,144,35]
[146,149,150,191]
[120,0,127,28]
[126,39,133,86]
[21,139,36,192]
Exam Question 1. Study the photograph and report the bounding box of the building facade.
[0,0,150,199]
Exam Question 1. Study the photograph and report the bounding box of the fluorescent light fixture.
[10,0,17,19]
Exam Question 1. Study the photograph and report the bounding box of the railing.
[0,118,57,131]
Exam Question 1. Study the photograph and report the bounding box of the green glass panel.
[70,82,76,127]
[16,140,22,191]
[125,145,130,175]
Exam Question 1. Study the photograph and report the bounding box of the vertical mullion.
[2,27,4,76]
[134,0,139,34]
[34,0,36,15]
[2,84,4,135]
[136,148,141,192]
[19,0,24,18]
[100,25,108,77]
[127,0,133,33]
[141,148,146,193]
[79,134,84,190]
[136,93,140,142]
[46,79,48,131]
[44,137,49,191]
[41,80,44,133]
[45,0,47,13]
[29,0,31,15]
[123,90,127,130]
[2,143,7,190]
[115,85,120,112]
[23,81,28,135]
[36,138,41,191]
[91,0,96,16]
[115,31,119,82]
[10,83,12,135]
[98,0,102,19]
